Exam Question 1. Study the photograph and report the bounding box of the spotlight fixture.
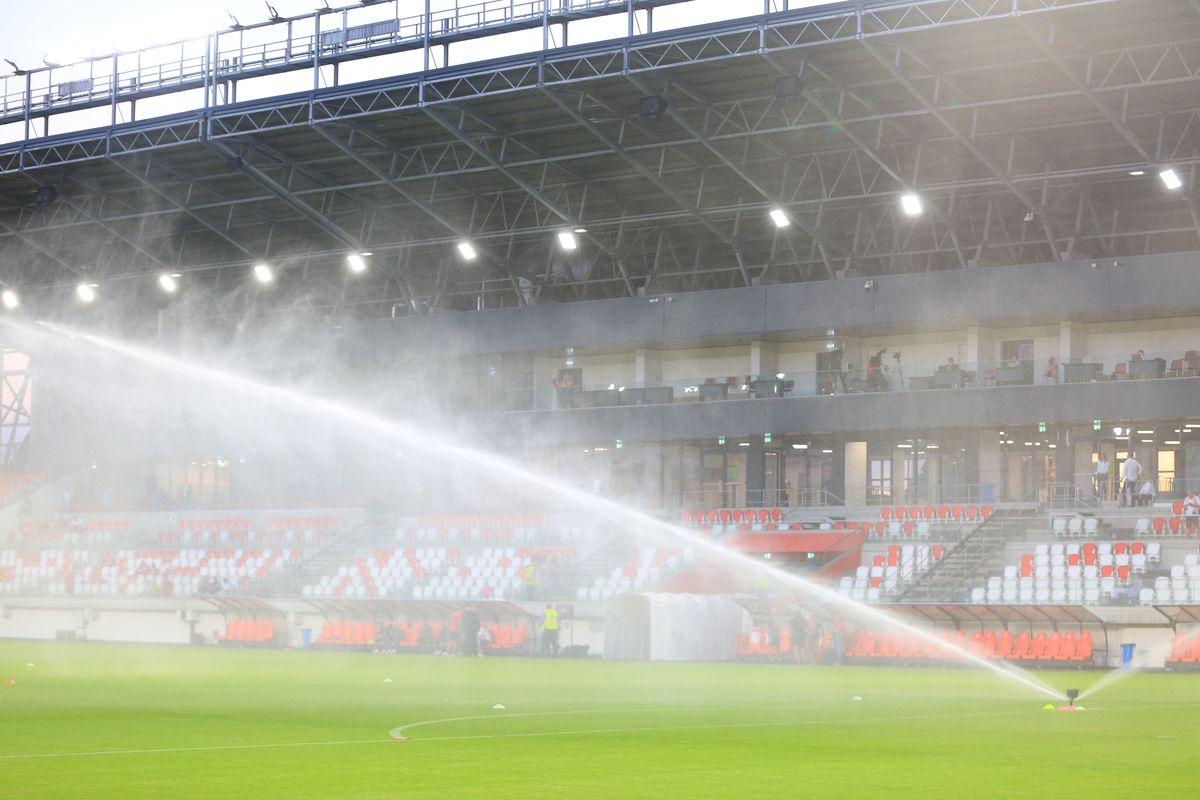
[456,241,477,261]
[768,207,791,229]
[638,94,668,123]
[253,263,274,284]
[346,253,367,273]
[1023,210,1035,222]
[1160,167,1183,190]
[863,279,877,292]
[158,273,179,293]
[0,289,17,310]
[557,231,578,251]
[899,192,923,217]
[76,283,97,303]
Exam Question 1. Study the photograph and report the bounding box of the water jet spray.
[20,318,1067,703]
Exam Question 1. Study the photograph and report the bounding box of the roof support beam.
[624,73,835,279]
[542,87,746,286]
[206,140,363,251]
[110,158,262,260]
[861,39,1064,262]
[425,105,636,297]
[311,122,527,308]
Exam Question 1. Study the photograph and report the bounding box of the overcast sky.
[2,1,273,69]
[0,1,826,71]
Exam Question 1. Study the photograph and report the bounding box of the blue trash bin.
[300,628,313,649]
[1120,642,1135,668]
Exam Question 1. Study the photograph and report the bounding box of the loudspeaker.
[638,94,668,122]
[774,76,804,101]
[34,185,57,208]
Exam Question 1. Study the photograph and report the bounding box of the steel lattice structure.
[0,0,1198,322]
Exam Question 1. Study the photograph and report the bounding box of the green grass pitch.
[0,641,1194,798]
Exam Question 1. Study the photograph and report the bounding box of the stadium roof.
[0,0,1198,326]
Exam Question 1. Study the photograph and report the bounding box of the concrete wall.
[346,252,1200,360]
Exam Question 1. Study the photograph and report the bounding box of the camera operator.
[867,347,887,392]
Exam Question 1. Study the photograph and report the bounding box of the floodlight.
[768,207,791,229]
[457,241,477,261]
[1160,168,1183,190]
[76,283,96,303]
[253,263,274,284]
[0,289,17,310]
[158,273,178,293]
[346,253,367,273]
[557,231,578,251]
[900,192,923,216]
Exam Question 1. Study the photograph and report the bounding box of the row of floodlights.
[765,168,1186,229]
[0,252,376,308]
[9,167,1189,305]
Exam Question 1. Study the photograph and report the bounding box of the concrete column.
[1059,320,1087,361]
[843,440,867,506]
[966,326,994,374]
[634,348,662,388]
[750,340,777,378]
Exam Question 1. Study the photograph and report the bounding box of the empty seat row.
[846,629,1093,665]
[880,505,992,522]
[218,617,275,643]
[1165,632,1200,667]
[682,508,785,526]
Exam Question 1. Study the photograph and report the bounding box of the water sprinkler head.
[1066,688,1079,706]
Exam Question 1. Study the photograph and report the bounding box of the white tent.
[603,592,750,661]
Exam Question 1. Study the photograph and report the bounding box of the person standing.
[1093,455,1109,500]
[790,606,809,664]
[461,603,481,657]
[1121,453,1143,508]
[830,616,846,666]
[1183,488,1200,535]
[540,603,560,658]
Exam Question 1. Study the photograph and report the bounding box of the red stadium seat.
[1073,632,1093,662]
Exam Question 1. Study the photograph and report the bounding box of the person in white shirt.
[1138,478,1156,508]
[1121,454,1142,507]
[1183,489,1199,534]
[1093,456,1109,500]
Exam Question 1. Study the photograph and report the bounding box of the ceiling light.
[76,283,97,303]
[900,192,923,216]
[0,289,17,310]
[768,208,790,228]
[158,273,178,293]
[738,442,750,447]
[1128,170,1145,176]
[457,241,477,261]
[346,253,367,273]
[1165,440,1181,445]
[1136,430,1154,435]
[557,231,578,251]
[253,263,273,284]
[791,443,808,450]
[573,227,588,234]
[1160,167,1183,190]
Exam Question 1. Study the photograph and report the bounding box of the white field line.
[1,708,1036,761]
